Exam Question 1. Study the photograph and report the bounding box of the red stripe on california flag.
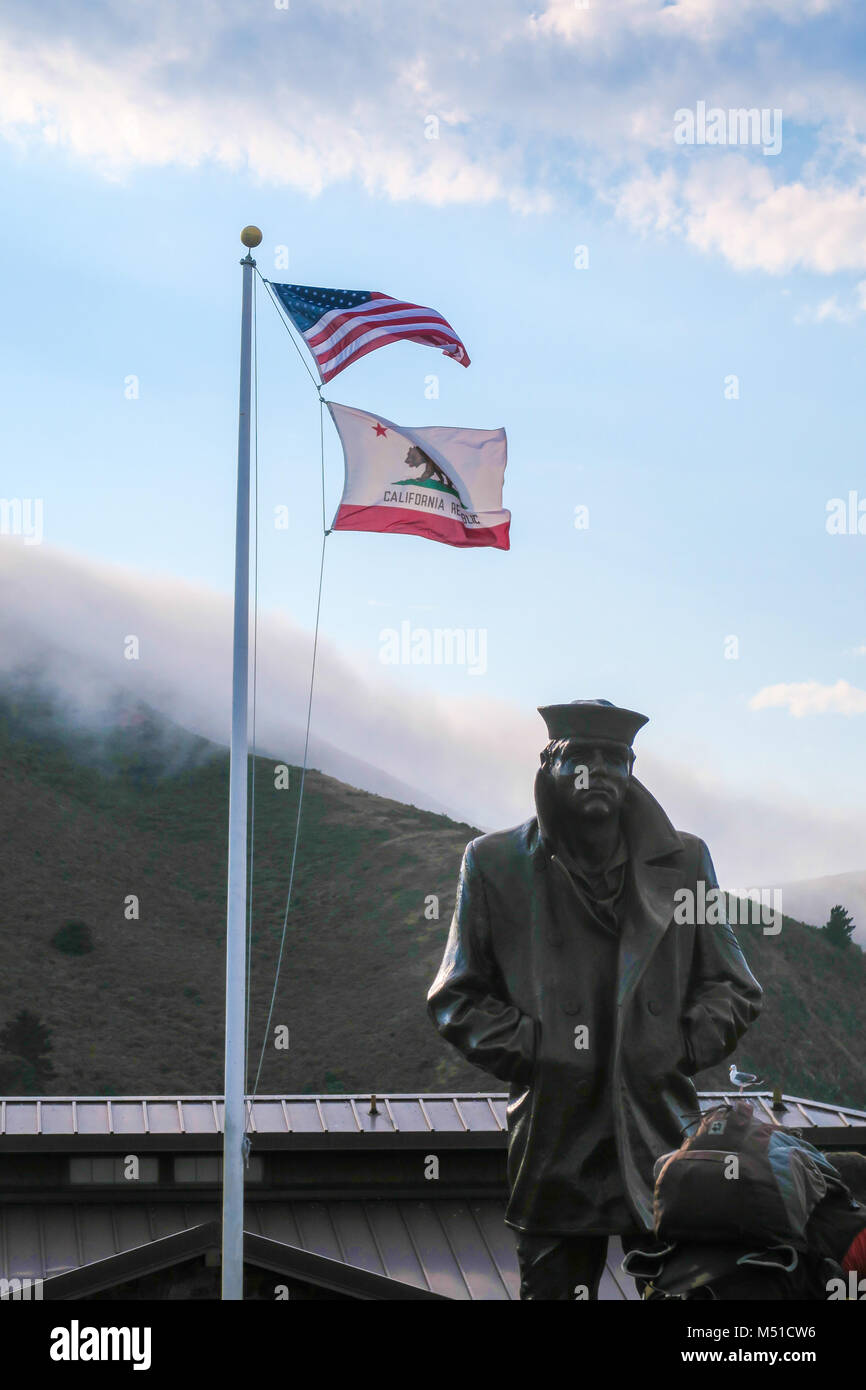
[332,504,509,550]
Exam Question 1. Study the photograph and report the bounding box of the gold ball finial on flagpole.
[240,226,263,249]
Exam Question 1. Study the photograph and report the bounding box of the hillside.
[1,684,864,1107]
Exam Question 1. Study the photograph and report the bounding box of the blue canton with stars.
[269,283,371,332]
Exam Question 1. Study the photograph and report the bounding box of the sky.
[2,0,866,893]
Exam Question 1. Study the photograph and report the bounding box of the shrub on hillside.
[821,904,856,950]
[51,920,95,955]
[0,1009,56,1092]
[0,1052,32,1093]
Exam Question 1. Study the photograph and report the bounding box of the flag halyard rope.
[252,517,329,1098]
[247,273,332,1101]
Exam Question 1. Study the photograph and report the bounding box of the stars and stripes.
[268,282,470,383]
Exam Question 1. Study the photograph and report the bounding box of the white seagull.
[729,1064,765,1093]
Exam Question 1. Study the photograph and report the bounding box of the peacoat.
[427,770,763,1235]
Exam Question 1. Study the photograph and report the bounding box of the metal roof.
[0,1199,637,1301]
[245,1204,640,1300]
[4,1089,861,1301]
[698,1091,866,1131]
[1,1091,863,1147]
[0,1094,505,1145]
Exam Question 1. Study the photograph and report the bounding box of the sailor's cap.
[537,698,648,747]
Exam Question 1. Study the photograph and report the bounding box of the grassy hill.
[1,683,864,1107]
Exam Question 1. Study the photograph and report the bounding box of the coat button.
[561,996,582,1015]
[647,999,661,1015]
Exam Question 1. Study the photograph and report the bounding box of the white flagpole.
[221,224,262,1300]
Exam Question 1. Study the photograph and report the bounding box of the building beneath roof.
[1,1091,865,1300]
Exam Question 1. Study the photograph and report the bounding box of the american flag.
[268,282,470,383]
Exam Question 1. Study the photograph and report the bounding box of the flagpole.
[221,224,261,1300]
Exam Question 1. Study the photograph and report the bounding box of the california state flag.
[327,403,510,550]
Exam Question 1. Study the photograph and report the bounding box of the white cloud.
[795,279,866,323]
[0,0,572,213]
[535,0,843,46]
[750,679,866,716]
[610,162,866,275]
[0,1,865,267]
[2,539,865,886]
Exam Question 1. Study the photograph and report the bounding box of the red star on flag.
[372,422,388,437]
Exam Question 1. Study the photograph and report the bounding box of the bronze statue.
[427,699,763,1300]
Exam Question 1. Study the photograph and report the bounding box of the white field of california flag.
[327,402,510,550]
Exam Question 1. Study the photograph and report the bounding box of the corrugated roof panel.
[1,1204,211,1284]
[252,1199,518,1299]
[399,1199,474,1300]
[749,1094,787,1125]
[490,1097,509,1129]
[147,1204,191,1241]
[293,1201,345,1263]
[4,1206,42,1281]
[247,1204,301,1247]
[112,1205,158,1256]
[180,1102,219,1135]
[40,1205,81,1279]
[248,1101,287,1135]
[41,1102,74,1136]
[282,1099,324,1134]
[389,1099,430,1132]
[76,1103,110,1136]
[455,1098,502,1133]
[4,1103,38,1135]
[318,1099,361,1133]
[357,1105,396,1135]
[795,1103,845,1128]
[422,1099,468,1133]
[470,1199,521,1300]
[361,1202,430,1291]
[110,1102,146,1135]
[760,1098,810,1127]
[77,1204,117,1268]
[147,1103,181,1134]
[436,1200,510,1300]
[327,1202,388,1277]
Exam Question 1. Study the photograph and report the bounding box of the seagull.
[729,1064,765,1093]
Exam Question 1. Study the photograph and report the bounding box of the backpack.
[653,1099,847,1252]
[623,1239,829,1301]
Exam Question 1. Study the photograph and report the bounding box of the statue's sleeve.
[427,841,536,1085]
[680,839,763,1076]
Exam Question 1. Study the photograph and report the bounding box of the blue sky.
[2,0,866,888]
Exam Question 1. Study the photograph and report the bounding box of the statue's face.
[545,738,633,822]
